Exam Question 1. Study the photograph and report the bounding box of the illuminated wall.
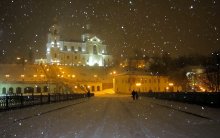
[114,73,171,94]
[46,25,113,66]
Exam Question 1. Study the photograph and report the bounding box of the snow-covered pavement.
[0,94,220,138]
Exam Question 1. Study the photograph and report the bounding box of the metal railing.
[0,93,94,111]
[139,92,220,107]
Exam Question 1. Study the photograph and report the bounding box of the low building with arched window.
[114,71,182,94]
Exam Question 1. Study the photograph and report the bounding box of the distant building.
[0,64,57,95]
[120,58,150,69]
[114,71,181,94]
[45,24,113,66]
[0,64,113,95]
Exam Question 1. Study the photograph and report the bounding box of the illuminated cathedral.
[46,24,113,66]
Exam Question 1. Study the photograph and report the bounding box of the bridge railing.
[0,93,94,111]
[139,92,220,107]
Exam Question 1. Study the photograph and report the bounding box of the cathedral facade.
[46,25,113,66]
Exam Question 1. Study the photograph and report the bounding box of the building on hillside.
[114,71,181,94]
[0,82,57,95]
[42,24,113,67]
[120,58,150,69]
[0,64,113,95]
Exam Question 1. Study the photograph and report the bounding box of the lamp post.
[168,83,174,92]
[136,83,141,92]
[5,74,10,81]
[110,71,117,92]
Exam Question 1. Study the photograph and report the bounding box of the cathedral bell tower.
[81,24,92,42]
[48,24,60,44]
[46,24,61,64]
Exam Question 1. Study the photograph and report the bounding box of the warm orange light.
[5,74,10,78]
[169,83,174,86]
[136,83,141,86]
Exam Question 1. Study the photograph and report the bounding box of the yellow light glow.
[136,83,141,86]
[5,74,10,78]
[169,83,174,86]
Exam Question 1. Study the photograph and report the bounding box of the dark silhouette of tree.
[203,51,220,92]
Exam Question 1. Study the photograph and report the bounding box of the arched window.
[44,86,49,92]
[71,46,75,51]
[78,47,82,52]
[36,87,41,93]
[24,87,34,93]
[93,45,97,55]
[16,87,22,94]
[92,86,95,91]
[63,46,67,51]
[9,87,14,94]
[97,86,100,91]
[2,87,6,94]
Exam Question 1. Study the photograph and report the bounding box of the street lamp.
[169,83,174,86]
[110,71,117,91]
[21,74,25,81]
[136,83,141,92]
[5,74,10,81]
[168,83,174,92]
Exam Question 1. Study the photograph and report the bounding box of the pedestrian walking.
[131,90,135,100]
[135,91,139,100]
[87,89,91,98]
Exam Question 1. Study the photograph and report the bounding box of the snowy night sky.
[0,0,219,61]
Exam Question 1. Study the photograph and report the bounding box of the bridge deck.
[0,93,220,138]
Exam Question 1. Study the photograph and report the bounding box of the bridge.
[0,91,220,138]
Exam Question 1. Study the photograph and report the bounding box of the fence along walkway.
[0,93,93,111]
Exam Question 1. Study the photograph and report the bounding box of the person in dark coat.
[131,90,135,100]
[135,91,139,100]
[87,89,91,98]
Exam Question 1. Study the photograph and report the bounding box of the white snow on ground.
[94,88,115,96]
[0,91,220,138]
